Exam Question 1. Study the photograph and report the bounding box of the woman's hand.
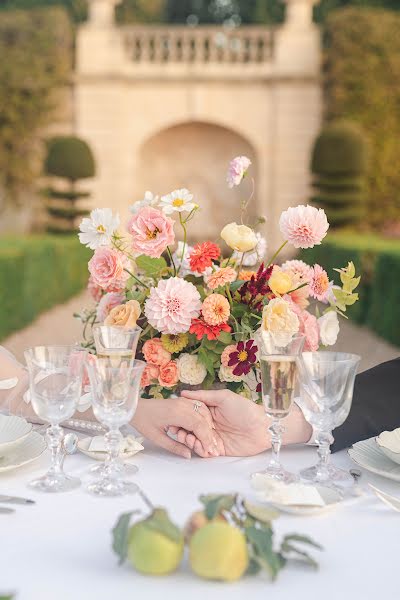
[176,389,312,457]
[132,397,219,459]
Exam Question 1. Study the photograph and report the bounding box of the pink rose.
[286,297,319,351]
[127,206,175,258]
[142,338,171,367]
[158,360,179,388]
[141,363,159,388]
[96,292,125,321]
[87,275,103,302]
[88,247,130,291]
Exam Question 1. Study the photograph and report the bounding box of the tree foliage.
[0,7,72,206]
[324,7,400,226]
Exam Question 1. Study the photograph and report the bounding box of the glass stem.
[315,431,334,481]
[268,418,284,471]
[105,427,122,478]
[46,424,64,476]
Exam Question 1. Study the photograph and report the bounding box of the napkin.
[251,473,325,507]
[88,435,144,455]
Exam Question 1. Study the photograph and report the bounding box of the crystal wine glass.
[253,332,305,483]
[297,351,360,487]
[24,346,86,493]
[85,357,145,496]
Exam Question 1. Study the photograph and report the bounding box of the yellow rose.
[220,222,258,253]
[269,267,293,296]
[261,297,299,347]
[104,299,141,329]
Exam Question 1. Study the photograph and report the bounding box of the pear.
[127,508,184,576]
[184,510,226,541]
[189,521,249,582]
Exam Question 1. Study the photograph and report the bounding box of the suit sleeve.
[332,357,400,452]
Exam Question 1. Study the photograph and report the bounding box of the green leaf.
[198,347,217,377]
[231,303,249,319]
[280,534,322,569]
[199,494,236,519]
[281,533,323,551]
[245,556,262,576]
[244,500,280,523]
[144,508,182,544]
[218,331,233,345]
[112,510,139,565]
[136,255,167,276]
[230,280,245,292]
[245,526,284,580]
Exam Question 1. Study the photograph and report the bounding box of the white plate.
[266,486,342,516]
[376,429,400,465]
[0,414,32,454]
[78,436,144,461]
[348,437,400,482]
[0,431,46,473]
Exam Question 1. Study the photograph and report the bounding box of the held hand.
[132,397,219,459]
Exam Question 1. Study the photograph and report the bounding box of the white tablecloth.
[0,440,398,600]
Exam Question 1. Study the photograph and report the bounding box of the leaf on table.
[144,508,182,544]
[245,525,284,580]
[280,534,323,569]
[112,511,139,565]
[199,494,236,520]
[245,556,262,576]
[0,594,15,600]
[244,500,280,523]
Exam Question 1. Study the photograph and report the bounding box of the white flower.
[129,191,159,214]
[159,188,197,215]
[172,241,193,277]
[78,208,120,250]
[227,156,252,188]
[177,353,207,385]
[218,364,242,383]
[232,232,267,267]
[318,311,340,346]
[261,298,299,348]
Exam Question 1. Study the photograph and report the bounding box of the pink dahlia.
[88,247,130,291]
[279,205,329,249]
[281,259,313,283]
[127,206,175,258]
[309,264,330,302]
[96,292,125,321]
[144,277,201,335]
[227,156,252,188]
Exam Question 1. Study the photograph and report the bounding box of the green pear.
[189,521,249,582]
[127,508,184,576]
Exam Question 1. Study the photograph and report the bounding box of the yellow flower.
[161,333,189,354]
[220,223,258,253]
[262,297,299,347]
[269,267,293,296]
[104,299,141,328]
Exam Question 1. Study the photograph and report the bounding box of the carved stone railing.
[121,26,274,64]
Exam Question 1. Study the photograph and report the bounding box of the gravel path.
[2,291,399,372]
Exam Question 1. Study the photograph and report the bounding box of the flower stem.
[123,268,150,290]
[177,213,187,276]
[266,240,288,267]
[167,247,177,276]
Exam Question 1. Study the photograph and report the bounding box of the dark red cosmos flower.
[189,241,221,273]
[238,262,274,311]
[228,339,258,376]
[190,318,231,341]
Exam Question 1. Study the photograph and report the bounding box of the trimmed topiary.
[43,135,96,233]
[310,120,368,228]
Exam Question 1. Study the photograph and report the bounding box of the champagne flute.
[253,333,305,483]
[85,357,145,496]
[24,346,86,493]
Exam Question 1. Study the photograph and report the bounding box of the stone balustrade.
[121,26,274,64]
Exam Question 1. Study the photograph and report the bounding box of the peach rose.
[141,363,159,388]
[104,299,141,329]
[158,360,179,388]
[142,338,171,367]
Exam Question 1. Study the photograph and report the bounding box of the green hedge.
[0,235,90,340]
[301,233,400,347]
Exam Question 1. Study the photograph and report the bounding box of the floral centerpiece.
[77,156,360,400]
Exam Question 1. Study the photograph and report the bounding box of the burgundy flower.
[238,263,274,311]
[228,339,258,376]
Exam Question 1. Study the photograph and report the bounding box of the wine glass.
[85,357,145,496]
[24,346,86,493]
[297,351,360,487]
[253,332,305,483]
[93,325,141,363]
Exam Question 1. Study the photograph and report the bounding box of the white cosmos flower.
[172,241,193,277]
[78,208,120,250]
[129,191,159,214]
[232,232,267,267]
[159,188,197,215]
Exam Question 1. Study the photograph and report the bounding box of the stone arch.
[136,121,258,242]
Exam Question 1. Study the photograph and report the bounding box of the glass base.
[300,463,354,487]
[86,478,139,497]
[29,472,81,493]
[90,461,138,477]
[251,467,298,484]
